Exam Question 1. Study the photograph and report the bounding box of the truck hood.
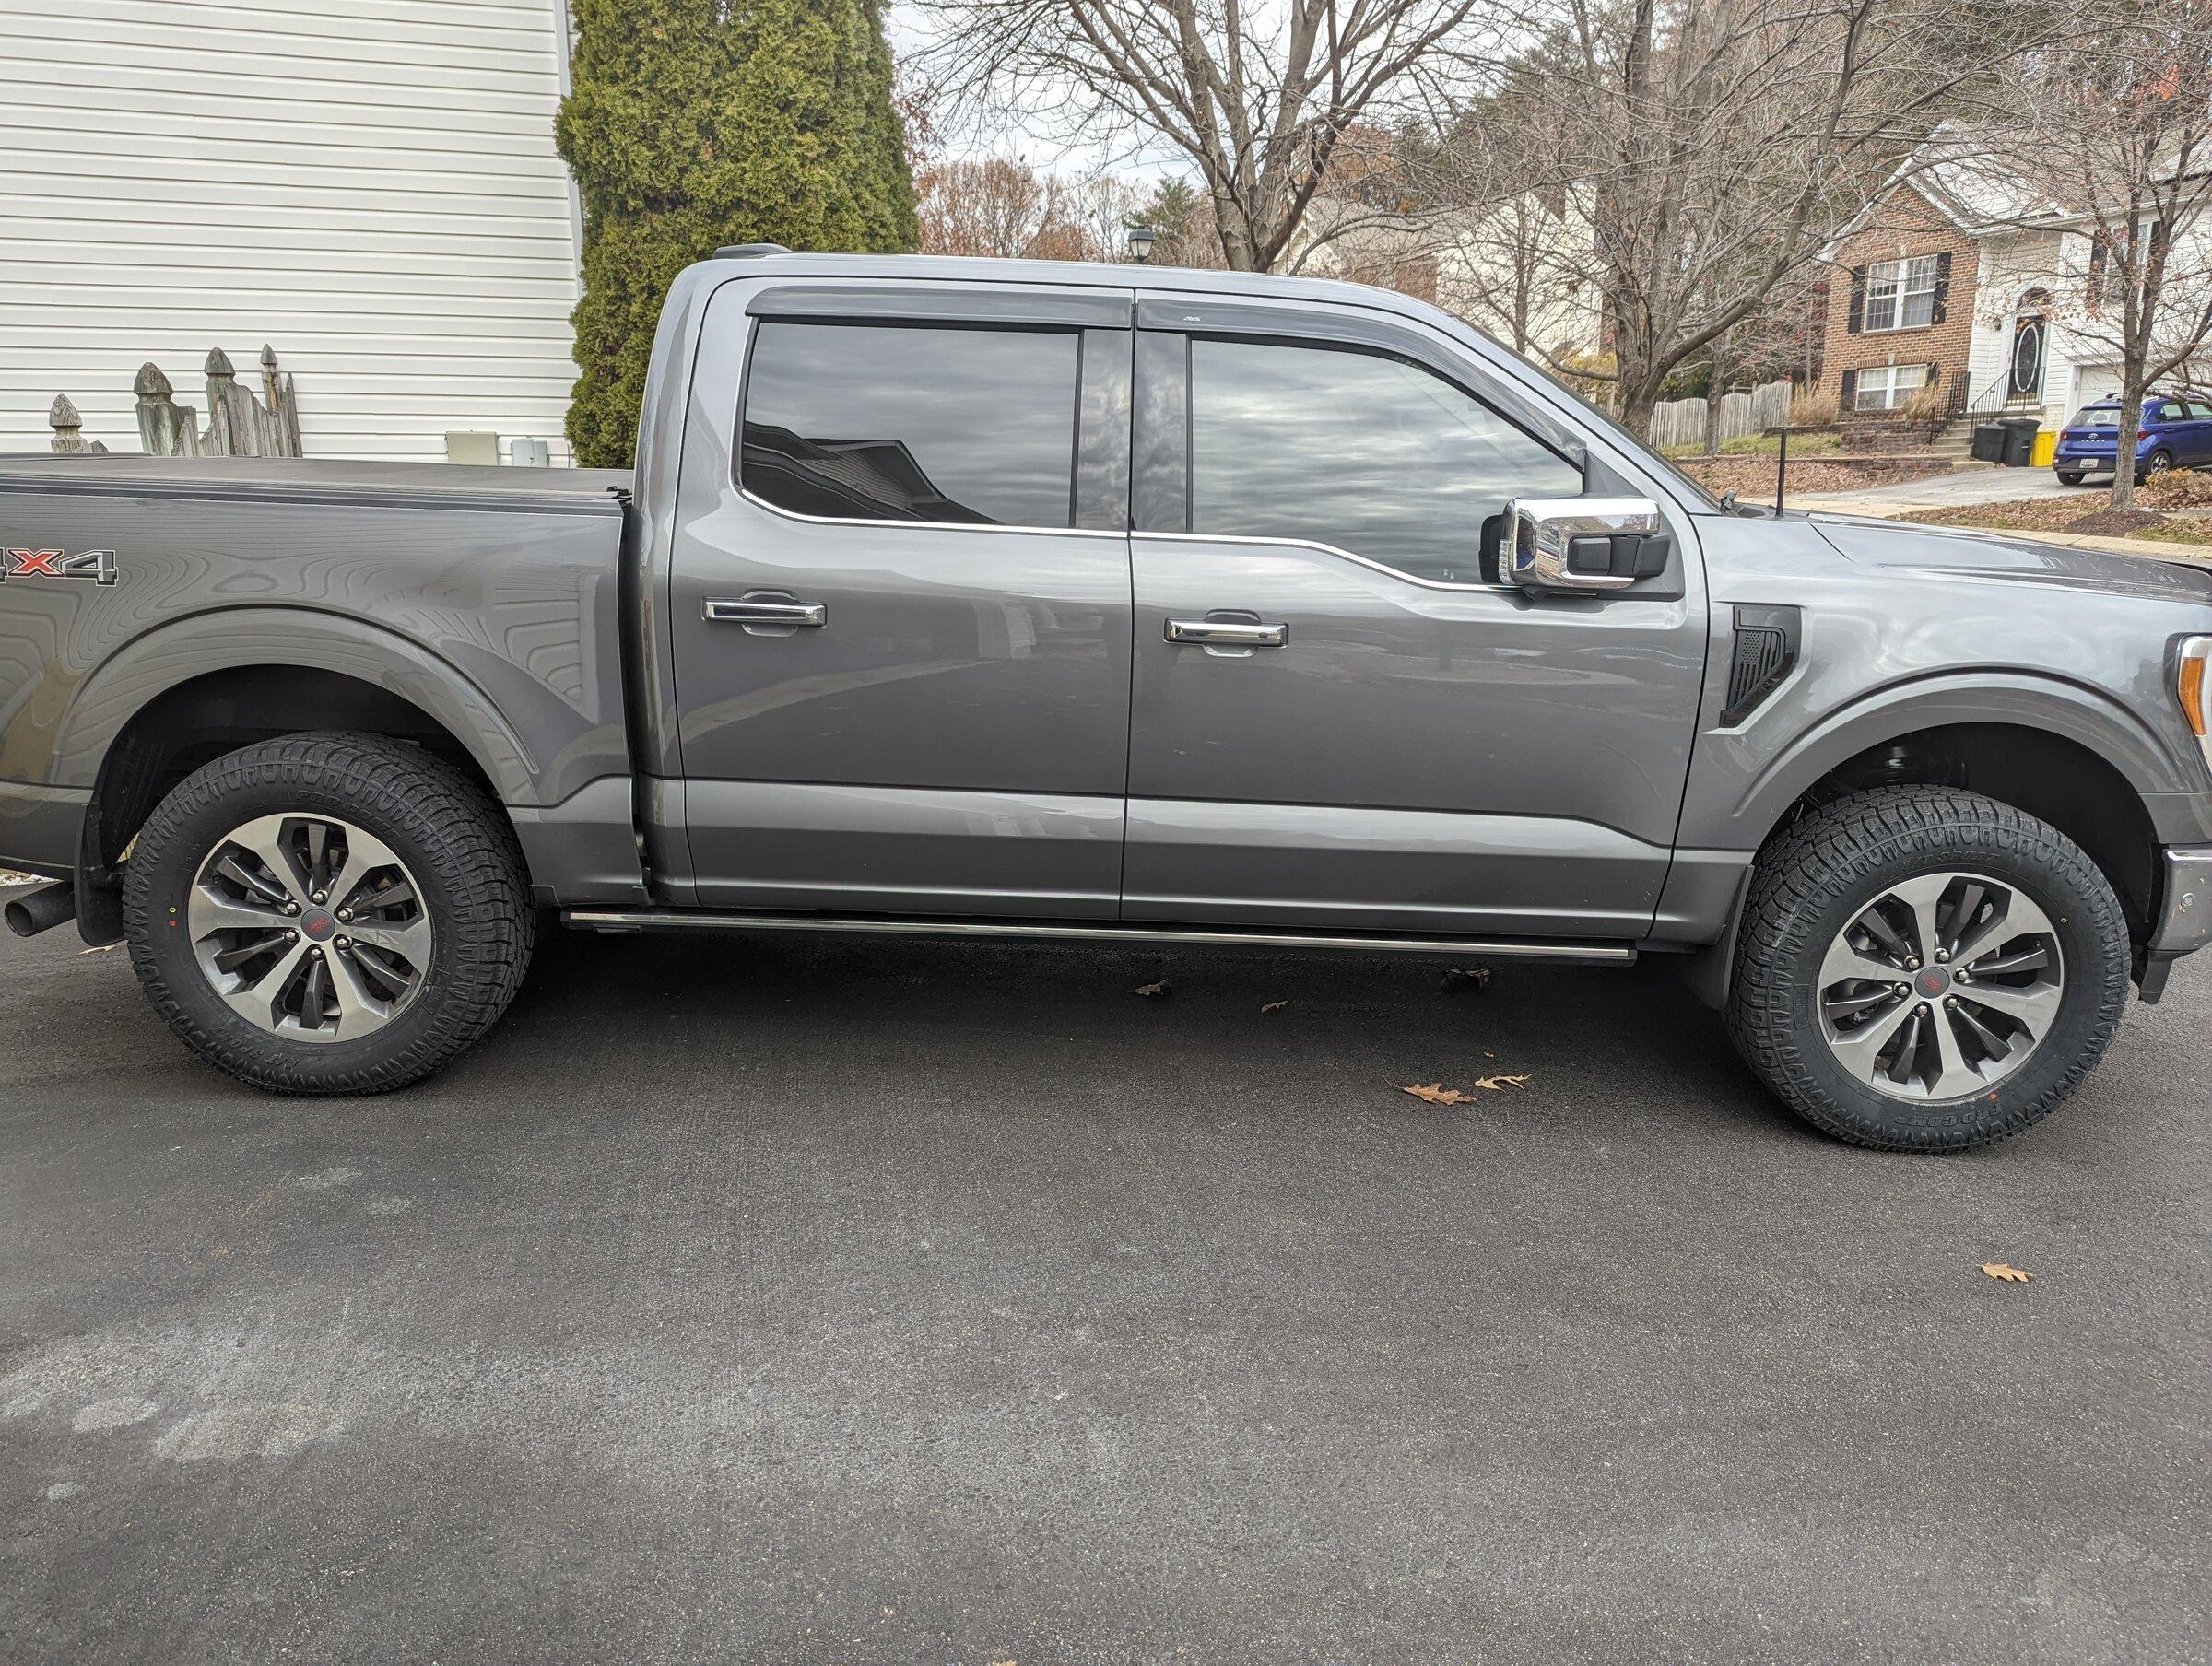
[1809,512,2212,605]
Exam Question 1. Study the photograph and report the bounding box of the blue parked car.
[2053,392,2212,485]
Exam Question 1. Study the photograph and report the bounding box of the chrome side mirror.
[1500,497,1669,592]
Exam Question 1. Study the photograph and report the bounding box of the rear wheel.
[2055,469,2085,487]
[1727,787,2129,1151]
[122,733,533,1094]
[2140,447,2175,484]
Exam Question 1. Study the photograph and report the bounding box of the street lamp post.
[1125,224,1157,265]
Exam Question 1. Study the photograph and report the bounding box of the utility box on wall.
[444,431,500,466]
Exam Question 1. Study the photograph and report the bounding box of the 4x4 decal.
[0,547,117,584]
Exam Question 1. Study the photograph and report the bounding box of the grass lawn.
[1662,429,1844,461]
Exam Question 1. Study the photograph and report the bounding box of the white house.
[0,0,584,463]
[1288,193,1606,369]
[1818,133,2212,430]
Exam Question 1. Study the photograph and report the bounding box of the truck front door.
[1123,298,1709,940]
[666,279,1134,917]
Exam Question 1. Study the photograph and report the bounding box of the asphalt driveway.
[3,920,2207,1663]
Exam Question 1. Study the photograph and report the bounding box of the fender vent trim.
[1722,604,1801,726]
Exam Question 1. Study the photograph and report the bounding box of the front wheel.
[1727,787,2129,1151]
[122,733,534,1094]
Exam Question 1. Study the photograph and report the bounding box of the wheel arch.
[1753,722,2160,944]
[1680,683,2182,1009]
[60,616,536,943]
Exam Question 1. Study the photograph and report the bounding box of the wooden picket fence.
[1649,379,1793,452]
[48,346,303,458]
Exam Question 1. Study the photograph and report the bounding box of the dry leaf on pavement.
[1980,1262,2033,1283]
[1469,1074,1531,1091]
[1134,980,1170,997]
[1401,1083,1475,1105]
[1442,966,1491,990]
[1261,1000,1288,1013]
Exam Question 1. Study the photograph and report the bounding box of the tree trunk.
[2112,381,2147,513]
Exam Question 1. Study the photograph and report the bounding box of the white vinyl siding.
[0,0,582,463]
[1863,255,1937,333]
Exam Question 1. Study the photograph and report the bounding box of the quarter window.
[1863,255,1939,332]
[742,321,1081,527]
[1185,337,1581,584]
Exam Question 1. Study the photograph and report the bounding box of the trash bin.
[2031,428,2057,468]
[1971,423,2006,463]
[1999,416,2040,466]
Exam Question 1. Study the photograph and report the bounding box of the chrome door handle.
[1165,618,1288,647]
[704,599,827,627]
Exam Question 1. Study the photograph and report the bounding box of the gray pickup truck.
[6,249,2212,1149]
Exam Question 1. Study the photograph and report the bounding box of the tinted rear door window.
[743,321,1081,527]
[1185,336,1580,584]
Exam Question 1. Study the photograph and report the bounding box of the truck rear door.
[665,277,1134,917]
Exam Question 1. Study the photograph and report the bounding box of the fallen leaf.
[1442,966,1491,990]
[79,942,120,955]
[1980,1262,2033,1283]
[1470,1074,1531,1091]
[1401,1083,1475,1105]
[1261,1000,1288,1013]
[1134,980,1170,998]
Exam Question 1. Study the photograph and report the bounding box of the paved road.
[1796,465,2104,510]
[4,920,2207,1663]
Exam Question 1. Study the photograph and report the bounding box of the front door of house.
[2009,313,2047,402]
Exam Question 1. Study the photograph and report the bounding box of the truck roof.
[694,249,1456,325]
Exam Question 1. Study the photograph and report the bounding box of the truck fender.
[50,606,539,805]
[1701,671,2184,853]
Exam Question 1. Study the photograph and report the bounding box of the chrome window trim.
[1140,527,1524,596]
[735,484,1130,541]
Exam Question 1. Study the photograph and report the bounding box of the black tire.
[2055,470,2085,487]
[122,733,534,1094]
[1726,787,2129,1152]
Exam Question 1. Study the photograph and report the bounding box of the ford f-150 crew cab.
[6,248,2212,1151]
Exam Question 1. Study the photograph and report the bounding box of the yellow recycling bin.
[2032,428,2057,468]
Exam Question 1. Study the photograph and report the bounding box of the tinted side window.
[1186,337,1581,583]
[743,321,1080,527]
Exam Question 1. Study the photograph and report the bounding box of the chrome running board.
[561,909,1637,964]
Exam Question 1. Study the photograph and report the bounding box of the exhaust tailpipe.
[5,881,77,939]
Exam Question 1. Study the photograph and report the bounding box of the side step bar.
[561,908,1637,964]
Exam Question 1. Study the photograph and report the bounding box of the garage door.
[2074,366,2122,409]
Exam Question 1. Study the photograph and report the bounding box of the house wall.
[0,0,583,463]
[1818,184,1979,412]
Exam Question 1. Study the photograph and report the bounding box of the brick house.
[1818,183,1980,427]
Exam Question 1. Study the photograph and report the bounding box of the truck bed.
[0,452,634,510]
[0,452,643,908]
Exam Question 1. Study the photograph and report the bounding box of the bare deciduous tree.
[1963,0,2212,510]
[913,0,1498,271]
[1453,0,2045,437]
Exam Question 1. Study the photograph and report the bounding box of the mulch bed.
[1682,454,1952,498]
[1896,493,2212,548]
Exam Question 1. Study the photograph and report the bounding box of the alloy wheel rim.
[1816,870,2064,1101]
[185,813,432,1043]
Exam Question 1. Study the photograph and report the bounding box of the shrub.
[1899,381,1949,424]
[558,0,918,467]
[1788,388,1839,427]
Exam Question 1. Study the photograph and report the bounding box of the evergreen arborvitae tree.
[557,0,918,467]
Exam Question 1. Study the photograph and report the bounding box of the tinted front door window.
[1186,337,1580,583]
[743,321,1081,527]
